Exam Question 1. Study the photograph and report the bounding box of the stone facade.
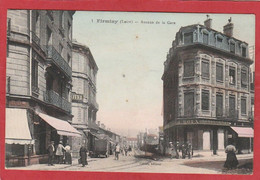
[71,41,98,157]
[6,10,75,166]
[162,19,254,154]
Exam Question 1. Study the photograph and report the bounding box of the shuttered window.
[241,69,248,88]
[216,94,223,117]
[216,63,223,82]
[184,61,194,77]
[241,98,247,115]
[184,92,194,116]
[202,61,210,78]
[229,96,236,117]
[202,90,209,110]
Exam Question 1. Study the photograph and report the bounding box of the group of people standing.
[168,140,239,170]
[169,141,192,159]
[47,141,72,166]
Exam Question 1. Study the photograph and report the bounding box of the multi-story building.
[162,17,254,155]
[126,137,138,149]
[5,10,81,166]
[71,40,99,157]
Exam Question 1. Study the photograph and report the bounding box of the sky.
[73,12,255,137]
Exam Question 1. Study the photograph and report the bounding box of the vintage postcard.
[4,10,255,176]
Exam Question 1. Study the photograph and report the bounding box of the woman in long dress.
[224,143,239,169]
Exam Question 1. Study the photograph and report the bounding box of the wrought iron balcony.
[45,45,72,78]
[6,76,10,94]
[43,90,71,113]
[31,31,40,47]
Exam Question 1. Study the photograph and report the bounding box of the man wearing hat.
[56,141,65,164]
[47,141,55,166]
[174,141,180,159]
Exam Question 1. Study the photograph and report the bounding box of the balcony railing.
[45,45,72,78]
[6,76,10,94]
[31,31,40,46]
[44,90,71,113]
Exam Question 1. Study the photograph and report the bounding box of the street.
[7,150,253,175]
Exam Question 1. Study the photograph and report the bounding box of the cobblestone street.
[7,151,253,175]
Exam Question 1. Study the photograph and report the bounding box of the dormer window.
[202,29,209,45]
[203,32,209,44]
[230,41,235,54]
[184,32,193,44]
[242,46,247,57]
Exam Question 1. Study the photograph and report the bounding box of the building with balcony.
[5,10,81,167]
[162,17,254,155]
[71,40,99,157]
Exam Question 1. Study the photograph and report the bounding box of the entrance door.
[203,131,210,150]
[187,132,193,146]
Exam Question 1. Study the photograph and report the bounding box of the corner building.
[5,10,81,166]
[71,41,99,157]
[162,18,254,154]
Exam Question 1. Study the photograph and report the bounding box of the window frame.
[201,90,210,111]
[184,91,195,116]
[216,93,223,117]
[230,41,235,54]
[241,97,247,115]
[241,68,248,88]
[229,66,236,85]
[216,62,224,82]
[183,32,193,44]
[201,60,210,79]
[183,60,195,78]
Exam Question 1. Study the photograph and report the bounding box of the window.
[60,11,65,29]
[229,67,236,85]
[251,97,254,105]
[67,54,71,64]
[216,63,223,82]
[241,98,247,115]
[68,21,72,41]
[184,61,194,77]
[47,27,52,46]
[184,91,194,116]
[202,90,209,110]
[217,36,223,43]
[201,61,210,79]
[241,69,248,88]
[242,46,247,57]
[184,32,193,44]
[7,18,11,36]
[229,96,236,117]
[32,59,39,93]
[216,94,223,117]
[203,33,209,44]
[230,42,235,54]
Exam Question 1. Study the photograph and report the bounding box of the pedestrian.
[174,141,180,159]
[115,143,120,160]
[169,142,174,159]
[47,141,55,166]
[224,141,239,169]
[124,146,128,156]
[186,141,192,159]
[181,143,187,159]
[64,143,72,164]
[56,141,65,164]
[79,144,88,167]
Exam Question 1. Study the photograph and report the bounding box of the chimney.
[204,15,212,29]
[223,17,234,37]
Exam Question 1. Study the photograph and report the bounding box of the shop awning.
[231,126,254,138]
[5,108,34,144]
[37,112,81,137]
